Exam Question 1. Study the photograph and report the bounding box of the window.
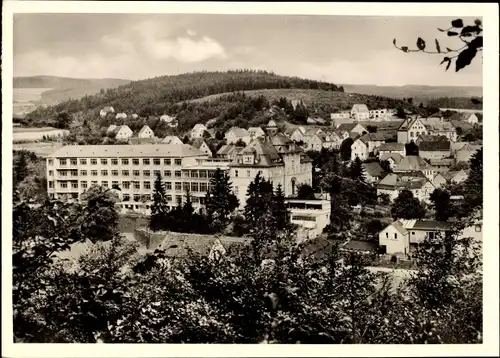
[143,170,151,177]
[175,182,182,191]
[428,232,435,240]
[176,195,182,204]
[394,233,397,239]
[132,159,139,165]
[123,194,130,201]
[48,181,54,188]
[60,182,68,188]
[153,158,161,165]
[48,159,53,166]
[247,170,251,177]
[291,215,316,222]
[154,170,161,177]
[101,181,108,188]
[166,195,173,202]
[386,232,388,238]
[91,159,98,165]
[183,183,190,192]
[122,181,130,189]
[200,183,208,192]
[91,170,98,176]
[112,170,119,176]
[133,181,140,189]
[192,196,200,204]
[165,182,172,191]
[199,170,207,178]
[164,170,171,177]
[164,158,171,165]
[144,181,151,190]
[70,159,77,166]
[70,170,78,176]
[410,131,414,137]
[101,170,108,176]
[175,171,181,178]
[208,171,215,178]
[475,225,482,233]
[143,159,150,165]
[191,183,199,192]
[72,182,79,189]
[191,170,198,178]
[81,181,87,189]
[234,186,239,195]
[112,181,119,188]
[101,159,108,165]
[120,159,128,165]
[174,159,182,165]
[133,194,141,202]
[49,170,54,176]
[80,170,87,176]
[91,181,98,186]
[60,159,67,166]
[412,232,415,235]
[133,170,140,176]
[122,170,130,176]
[184,171,190,178]
[235,170,239,177]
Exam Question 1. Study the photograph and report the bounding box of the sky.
[13,14,483,86]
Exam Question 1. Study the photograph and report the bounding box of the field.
[13,88,52,116]
[13,142,64,157]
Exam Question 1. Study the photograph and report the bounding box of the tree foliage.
[205,168,239,232]
[391,190,427,220]
[149,173,169,232]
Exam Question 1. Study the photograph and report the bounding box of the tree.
[271,184,290,231]
[395,106,407,119]
[339,138,354,161]
[80,185,120,243]
[461,148,482,214]
[394,18,483,72]
[348,157,366,182]
[296,183,315,200]
[244,172,274,228]
[205,168,239,231]
[13,151,30,186]
[149,173,169,231]
[294,101,309,123]
[55,111,72,129]
[429,188,454,221]
[380,159,393,174]
[367,125,377,133]
[390,189,426,220]
[405,141,419,156]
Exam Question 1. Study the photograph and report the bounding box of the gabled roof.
[158,233,252,257]
[337,123,366,133]
[380,152,404,164]
[457,143,482,152]
[411,220,451,231]
[362,162,385,177]
[267,119,277,127]
[162,135,182,144]
[192,123,207,131]
[138,125,152,136]
[358,132,386,144]
[442,169,467,181]
[390,221,409,236]
[227,127,250,138]
[191,138,209,150]
[398,117,419,131]
[377,173,429,190]
[394,155,431,172]
[420,118,456,132]
[449,112,476,122]
[232,137,283,167]
[377,142,405,152]
[351,104,369,113]
[216,144,238,156]
[419,140,451,151]
[270,133,293,146]
[109,125,131,136]
[248,127,265,136]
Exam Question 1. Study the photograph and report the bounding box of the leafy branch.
[393,18,483,72]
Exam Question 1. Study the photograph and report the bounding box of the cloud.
[144,35,227,63]
[187,29,197,36]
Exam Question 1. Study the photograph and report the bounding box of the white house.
[160,114,178,128]
[191,139,213,157]
[138,125,155,139]
[99,106,115,118]
[290,127,307,143]
[285,198,331,239]
[225,127,251,145]
[397,117,428,144]
[191,124,208,139]
[248,127,266,140]
[376,172,435,202]
[131,114,139,119]
[418,140,451,160]
[337,123,368,136]
[162,136,183,145]
[369,109,388,120]
[421,118,458,142]
[362,162,386,184]
[330,111,351,121]
[108,125,133,140]
[393,155,435,181]
[454,143,482,164]
[449,112,479,125]
[302,133,324,151]
[380,152,404,169]
[351,104,370,121]
[350,133,385,161]
[115,112,127,119]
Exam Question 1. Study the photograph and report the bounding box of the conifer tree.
[244,172,274,227]
[349,157,366,182]
[149,173,168,232]
[272,184,290,231]
[205,168,239,232]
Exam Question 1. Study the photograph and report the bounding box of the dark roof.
[232,137,283,167]
[158,233,252,257]
[418,140,451,151]
[362,162,385,177]
[342,240,378,252]
[377,142,405,152]
[412,220,451,231]
[337,123,364,133]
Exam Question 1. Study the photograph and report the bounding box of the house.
[415,134,446,145]
[190,123,208,139]
[379,219,452,255]
[376,142,405,157]
[454,143,482,164]
[397,117,428,144]
[115,112,127,119]
[420,118,458,142]
[106,124,117,134]
[131,114,139,119]
[137,125,155,139]
[191,138,213,157]
[107,125,133,140]
[285,198,331,239]
[376,173,435,203]
[322,131,343,149]
[335,129,350,141]
[418,140,451,160]
[380,152,404,169]
[302,133,324,151]
[362,162,386,183]
[449,112,479,125]
[266,119,279,136]
[99,106,115,118]
[351,104,370,121]
[330,111,351,121]
[393,155,435,181]
[162,136,183,145]
[331,117,356,129]
[442,169,469,184]
[248,127,265,140]
[215,144,240,161]
[290,127,307,143]
[350,133,386,161]
[428,158,455,173]
[225,127,251,145]
[160,114,178,127]
[337,123,368,136]
[431,172,448,188]
[369,109,388,120]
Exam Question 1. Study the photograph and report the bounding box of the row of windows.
[50,158,183,166]
[233,169,263,178]
[52,169,183,178]
[51,180,212,192]
[291,215,316,222]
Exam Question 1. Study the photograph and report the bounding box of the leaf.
[417,37,426,51]
[393,39,397,46]
[461,25,480,35]
[446,47,453,52]
[474,19,482,26]
[401,46,409,53]
[446,60,452,71]
[447,31,459,36]
[439,57,450,66]
[437,28,446,32]
[469,36,483,50]
[451,19,464,28]
[435,39,441,53]
[455,47,478,72]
